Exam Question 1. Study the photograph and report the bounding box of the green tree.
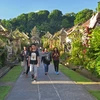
[74,9,93,25]
[0,9,93,37]
[62,12,75,28]
[48,9,63,34]
[86,27,100,76]
[68,27,84,66]
[48,9,62,21]
[27,12,38,32]
[17,13,28,32]
[37,10,49,24]
[96,2,100,12]
[10,18,19,30]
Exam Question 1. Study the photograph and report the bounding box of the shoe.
[34,79,37,82]
[45,72,47,75]
[56,72,59,75]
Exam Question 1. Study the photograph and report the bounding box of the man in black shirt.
[28,44,40,82]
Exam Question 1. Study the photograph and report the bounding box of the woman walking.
[52,47,60,75]
[20,46,29,75]
[41,48,52,75]
[26,46,31,77]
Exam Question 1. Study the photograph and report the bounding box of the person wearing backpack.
[52,47,60,75]
[41,48,52,75]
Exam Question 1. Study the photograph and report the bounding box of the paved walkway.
[5,63,96,100]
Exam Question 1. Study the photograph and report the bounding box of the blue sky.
[0,0,100,20]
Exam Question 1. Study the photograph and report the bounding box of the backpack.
[45,54,51,61]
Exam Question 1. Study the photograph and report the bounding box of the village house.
[63,12,100,49]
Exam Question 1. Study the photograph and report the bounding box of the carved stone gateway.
[31,36,40,44]
[6,40,13,61]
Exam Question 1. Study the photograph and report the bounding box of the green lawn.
[0,65,22,100]
[89,90,100,100]
[59,64,91,82]
[59,64,100,100]
[0,86,11,100]
[0,65,22,82]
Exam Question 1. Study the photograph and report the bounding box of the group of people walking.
[20,43,60,82]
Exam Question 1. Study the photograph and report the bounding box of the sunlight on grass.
[59,64,100,100]
[0,86,11,100]
[89,90,100,100]
[0,65,22,82]
[59,64,91,82]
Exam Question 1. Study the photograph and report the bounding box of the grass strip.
[0,65,22,100]
[59,64,91,82]
[0,65,22,82]
[89,90,100,100]
[0,86,11,100]
[59,64,100,99]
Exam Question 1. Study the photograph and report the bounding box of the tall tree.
[1,19,12,31]
[62,12,75,28]
[27,12,38,32]
[36,10,49,24]
[74,9,93,25]
[48,9,62,21]
[97,1,100,12]
[17,13,28,32]
[48,10,63,34]
[0,9,94,36]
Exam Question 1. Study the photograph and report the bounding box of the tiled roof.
[82,20,90,28]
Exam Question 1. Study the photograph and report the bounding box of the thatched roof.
[0,25,8,32]
[43,32,52,39]
[22,32,29,39]
[0,25,9,39]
